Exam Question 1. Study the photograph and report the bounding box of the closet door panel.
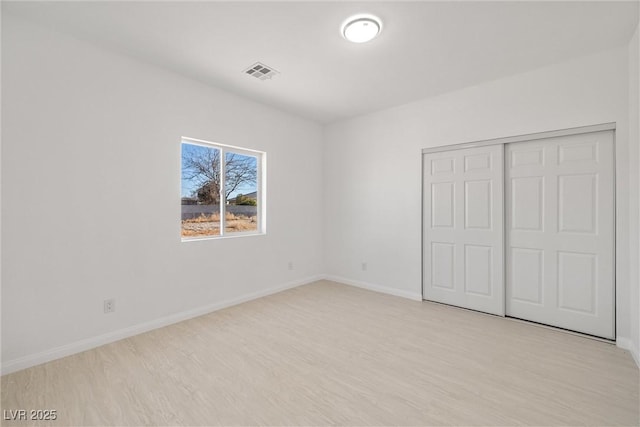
[506,131,614,339]
[423,145,504,316]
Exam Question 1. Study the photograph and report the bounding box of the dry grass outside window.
[181,213,257,237]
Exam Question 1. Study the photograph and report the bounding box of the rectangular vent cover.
[244,62,279,80]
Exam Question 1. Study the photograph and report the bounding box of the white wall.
[1,14,324,372]
[324,47,635,345]
[629,23,640,366]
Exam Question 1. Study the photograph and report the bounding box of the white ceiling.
[4,1,639,124]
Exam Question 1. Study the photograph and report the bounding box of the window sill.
[181,232,266,242]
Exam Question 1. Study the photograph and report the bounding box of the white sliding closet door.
[505,131,614,339]
[423,145,504,316]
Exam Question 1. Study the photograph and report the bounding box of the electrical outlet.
[104,299,115,314]
[288,261,294,271]
[362,262,368,271]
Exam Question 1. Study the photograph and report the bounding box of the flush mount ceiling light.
[342,14,382,43]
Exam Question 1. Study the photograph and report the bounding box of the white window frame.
[181,137,266,241]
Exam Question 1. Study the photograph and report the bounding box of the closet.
[422,124,615,339]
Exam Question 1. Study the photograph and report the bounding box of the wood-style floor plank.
[1,280,638,426]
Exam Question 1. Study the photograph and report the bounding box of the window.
[181,138,265,240]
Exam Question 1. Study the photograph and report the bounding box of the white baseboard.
[1,275,324,376]
[322,275,423,302]
[616,337,640,369]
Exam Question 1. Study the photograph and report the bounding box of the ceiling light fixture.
[342,14,382,43]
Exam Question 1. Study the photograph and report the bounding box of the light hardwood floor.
[1,280,638,426]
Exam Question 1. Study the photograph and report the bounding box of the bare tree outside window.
[182,144,221,205]
[224,152,257,201]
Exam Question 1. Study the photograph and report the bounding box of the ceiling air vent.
[244,62,279,81]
